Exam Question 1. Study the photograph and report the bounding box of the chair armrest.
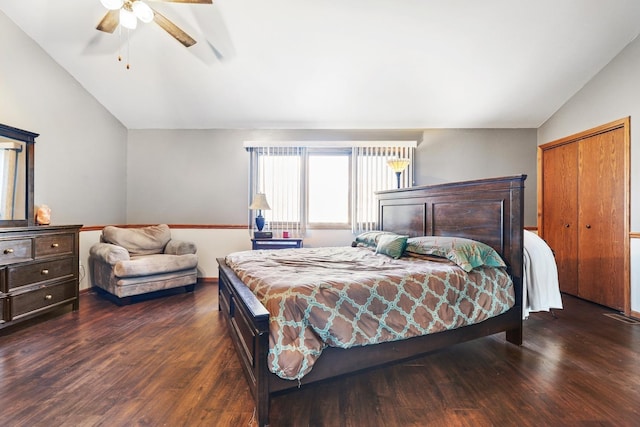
[164,239,197,255]
[90,242,130,265]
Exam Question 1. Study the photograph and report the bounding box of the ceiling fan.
[96,0,212,48]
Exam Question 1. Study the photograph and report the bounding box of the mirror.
[0,124,37,227]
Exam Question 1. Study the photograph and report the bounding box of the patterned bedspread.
[225,246,514,380]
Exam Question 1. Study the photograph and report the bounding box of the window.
[308,151,350,226]
[258,150,302,224]
[247,141,415,235]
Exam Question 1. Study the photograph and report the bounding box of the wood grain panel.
[7,258,75,290]
[432,200,504,253]
[11,280,77,318]
[578,127,626,310]
[541,142,579,295]
[34,233,75,258]
[379,203,426,237]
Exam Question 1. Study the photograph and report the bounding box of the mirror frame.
[0,123,37,228]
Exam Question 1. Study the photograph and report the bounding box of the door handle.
[586,224,591,229]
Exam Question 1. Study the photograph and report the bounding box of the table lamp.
[249,193,271,231]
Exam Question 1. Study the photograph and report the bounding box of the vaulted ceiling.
[2,0,640,129]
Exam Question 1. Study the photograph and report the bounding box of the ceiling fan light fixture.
[100,0,124,10]
[120,8,138,30]
[132,1,154,24]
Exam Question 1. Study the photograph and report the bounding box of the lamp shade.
[120,8,138,29]
[132,1,154,23]
[101,0,124,10]
[249,193,271,211]
[387,158,411,173]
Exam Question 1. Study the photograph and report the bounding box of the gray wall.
[127,128,538,227]
[416,129,537,226]
[538,34,640,231]
[127,129,422,224]
[0,11,127,226]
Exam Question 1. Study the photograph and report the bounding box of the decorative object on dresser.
[35,205,51,225]
[89,224,198,305]
[251,238,303,250]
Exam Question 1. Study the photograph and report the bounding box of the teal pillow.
[354,231,398,248]
[405,236,506,272]
[375,234,409,259]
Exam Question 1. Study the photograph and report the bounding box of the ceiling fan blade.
[151,0,213,4]
[152,9,197,47]
[96,10,119,34]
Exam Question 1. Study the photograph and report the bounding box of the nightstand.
[251,238,303,250]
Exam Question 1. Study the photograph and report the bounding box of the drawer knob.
[4,248,14,254]
[41,269,49,275]
[44,294,52,300]
[51,243,59,248]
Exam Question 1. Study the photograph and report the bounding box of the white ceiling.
[2,0,640,130]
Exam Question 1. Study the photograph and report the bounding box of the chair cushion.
[113,253,198,278]
[90,242,130,264]
[103,224,171,255]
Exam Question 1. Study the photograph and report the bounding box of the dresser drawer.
[0,296,6,323]
[35,233,75,258]
[7,258,75,290]
[0,239,33,265]
[11,280,77,319]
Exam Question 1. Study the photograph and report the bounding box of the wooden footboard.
[217,174,526,427]
[217,259,270,422]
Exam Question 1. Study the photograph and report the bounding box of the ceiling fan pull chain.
[117,24,122,64]
[126,28,131,70]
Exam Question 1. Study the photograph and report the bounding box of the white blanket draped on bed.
[523,230,563,318]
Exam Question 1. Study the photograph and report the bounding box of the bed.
[217,175,526,426]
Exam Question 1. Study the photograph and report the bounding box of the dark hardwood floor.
[1,283,640,427]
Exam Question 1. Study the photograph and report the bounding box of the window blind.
[247,141,416,236]
[248,146,305,237]
[351,145,414,233]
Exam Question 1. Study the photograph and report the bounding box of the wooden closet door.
[542,142,578,295]
[577,128,625,310]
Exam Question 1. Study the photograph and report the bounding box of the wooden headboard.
[377,175,526,310]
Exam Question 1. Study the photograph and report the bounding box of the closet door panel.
[577,128,625,310]
[542,142,578,295]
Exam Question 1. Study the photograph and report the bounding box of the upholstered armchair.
[89,224,198,304]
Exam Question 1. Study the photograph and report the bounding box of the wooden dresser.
[0,225,82,330]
